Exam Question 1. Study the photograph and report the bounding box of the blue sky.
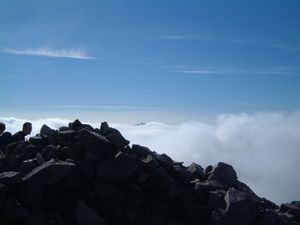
[1,0,300,122]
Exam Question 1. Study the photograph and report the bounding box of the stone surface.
[0,171,22,186]
[97,152,143,183]
[76,201,106,225]
[223,188,261,225]
[280,201,300,223]
[207,162,238,187]
[188,162,204,180]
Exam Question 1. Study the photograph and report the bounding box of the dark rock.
[141,154,175,194]
[26,210,66,225]
[68,119,83,130]
[280,201,300,223]
[99,121,109,133]
[59,126,69,132]
[195,179,226,192]
[40,124,58,137]
[138,217,165,225]
[24,158,76,184]
[167,222,188,225]
[0,183,7,209]
[42,145,58,161]
[60,146,75,159]
[0,171,22,186]
[91,181,121,201]
[174,164,193,183]
[73,158,96,180]
[19,158,38,175]
[5,141,26,157]
[131,144,156,160]
[180,191,209,225]
[0,196,29,224]
[58,130,76,146]
[103,127,130,151]
[156,153,174,171]
[76,129,116,158]
[97,152,143,183]
[208,190,226,210]
[29,135,45,149]
[41,125,58,145]
[223,187,261,225]
[188,162,204,180]
[235,180,256,195]
[194,180,226,204]
[19,159,76,204]
[69,119,94,131]
[209,207,227,225]
[6,141,37,171]
[204,165,213,176]
[84,145,102,162]
[260,197,279,210]
[256,209,299,225]
[0,155,7,173]
[207,162,238,187]
[76,201,106,225]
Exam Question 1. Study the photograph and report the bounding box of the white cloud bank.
[4,47,94,59]
[1,111,300,204]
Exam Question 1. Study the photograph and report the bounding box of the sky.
[0,0,300,122]
[1,1,300,204]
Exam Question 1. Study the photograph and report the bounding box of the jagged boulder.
[5,141,37,171]
[188,162,205,180]
[40,124,58,137]
[222,188,261,225]
[97,152,143,183]
[99,122,130,151]
[206,162,238,187]
[18,159,76,205]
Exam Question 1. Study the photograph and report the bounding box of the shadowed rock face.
[0,119,299,225]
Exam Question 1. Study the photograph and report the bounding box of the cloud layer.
[4,47,94,59]
[1,111,300,204]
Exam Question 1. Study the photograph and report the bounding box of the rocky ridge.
[0,119,299,225]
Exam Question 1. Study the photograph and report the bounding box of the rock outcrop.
[0,119,299,225]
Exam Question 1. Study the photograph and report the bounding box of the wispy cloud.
[4,47,95,59]
[267,43,300,52]
[59,105,159,111]
[161,34,221,41]
[180,70,213,74]
[176,66,300,76]
[161,34,300,52]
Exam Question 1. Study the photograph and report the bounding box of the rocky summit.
[0,119,299,225]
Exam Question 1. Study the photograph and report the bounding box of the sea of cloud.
[1,111,300,204]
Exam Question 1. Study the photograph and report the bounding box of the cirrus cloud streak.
[4,47,95,59]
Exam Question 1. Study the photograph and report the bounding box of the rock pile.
[0,119,299,225]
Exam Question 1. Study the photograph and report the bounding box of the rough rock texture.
[0,119,299,225]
